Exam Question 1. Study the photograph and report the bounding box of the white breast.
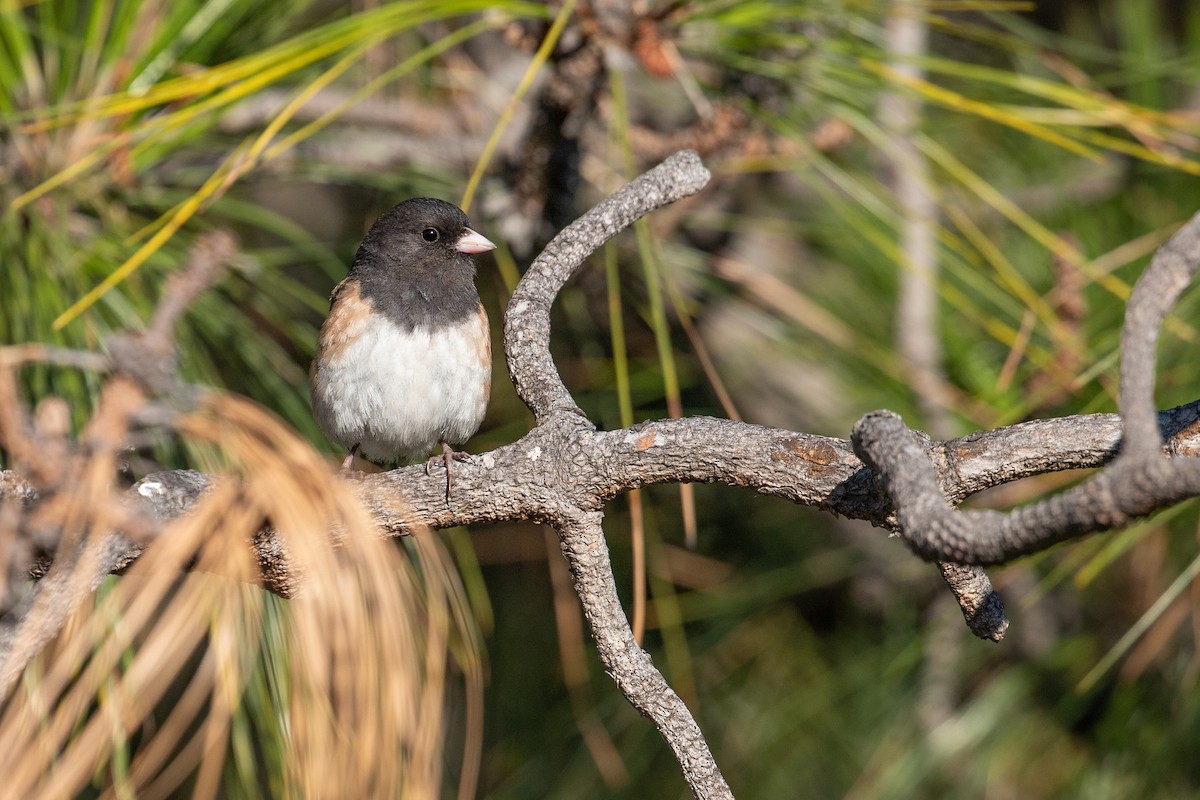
[311,311,490,463]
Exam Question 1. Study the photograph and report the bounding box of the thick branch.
[359,400,1198,523]
[7,401,1200,597]
[8,400,1196,631]
[853,410,1200,565]
[853,209,1200,566]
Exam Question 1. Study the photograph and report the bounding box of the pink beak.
[454,227,496,255]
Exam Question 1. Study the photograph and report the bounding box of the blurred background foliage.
[4,0,1200,796]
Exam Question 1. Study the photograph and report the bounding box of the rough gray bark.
[852,211,1200,566]
[5,153,1200,799]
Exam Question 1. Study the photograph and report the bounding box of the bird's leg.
[340,443,359,472]
[426,441,471,501]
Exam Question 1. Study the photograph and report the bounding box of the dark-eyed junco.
[310,198,496,488]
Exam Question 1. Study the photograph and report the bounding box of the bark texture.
[5,154,1200,799]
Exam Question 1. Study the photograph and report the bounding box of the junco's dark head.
[347,197,495,330]
[353,197,495,283]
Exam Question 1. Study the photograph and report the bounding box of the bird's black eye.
[422,228,439,242]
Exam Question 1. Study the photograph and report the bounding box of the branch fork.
[6,155,1200,800]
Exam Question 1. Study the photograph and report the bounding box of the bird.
[310,198,496,492]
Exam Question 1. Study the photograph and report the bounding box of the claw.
[340,443,359,473]
[426,442,471,501]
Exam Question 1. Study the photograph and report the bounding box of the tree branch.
[1119,210,1200,457]
[550,509,733,799]
[7,152,1200,798]
[852,210,1200,566]
[505,149,711,422]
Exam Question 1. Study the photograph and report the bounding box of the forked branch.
[5,154,1200,800]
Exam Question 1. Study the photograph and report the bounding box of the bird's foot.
[426,442,471,501]
[339,444,360,474]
